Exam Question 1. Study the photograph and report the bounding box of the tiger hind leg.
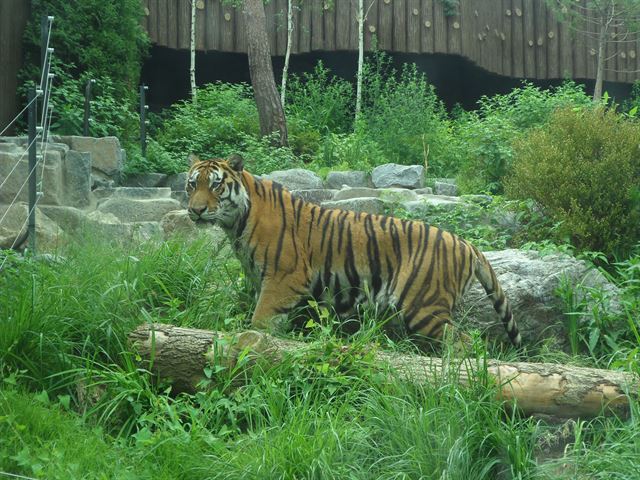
[251,280,308,333]
[406,306,472,354]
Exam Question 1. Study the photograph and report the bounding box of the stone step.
[96,197,182,222]
[93,186,173,202]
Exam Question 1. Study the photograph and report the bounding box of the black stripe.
[336,211,349,253]
[273,187,287,271]
[364,215,382,295]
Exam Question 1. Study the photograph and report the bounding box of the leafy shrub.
[360,53,457,176]
[456,82,591,194]
[156,82,259,162]
[506,107,640,258]
[286,62,354,134]
[315,129,387,172]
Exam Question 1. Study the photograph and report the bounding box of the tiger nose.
[189,206,206,216]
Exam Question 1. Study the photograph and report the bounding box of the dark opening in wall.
[141,45,633,113]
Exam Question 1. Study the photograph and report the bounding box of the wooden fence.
[142,0,640,84]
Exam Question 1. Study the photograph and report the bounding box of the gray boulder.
[402,195,464,216]
[122,173,167,188]
[162,172,189,192]
[290,189,336,205]
[160,210,228,246]
[434,181,458,197]
[0,203,64,251]
[458,249,621,348]
[97,197,182,223]
[263,169,323,190]
[57,136,124,182]
[372,164,425,189]
[325,171,371,189]
[63,151,92,207]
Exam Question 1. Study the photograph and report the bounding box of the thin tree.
[355,0,376,123]
[243,0,288,146]
[280,0,294,108]
[190,0,197,103]
[548,0,640,102]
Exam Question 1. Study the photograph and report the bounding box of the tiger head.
[186,153,249,229]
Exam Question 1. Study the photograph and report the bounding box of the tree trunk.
[243,0,288,146]
[129,323,638,419]
[355,0,364,123]
[593,15,608,102]
[190,0,197,103]
[280,0,294,108]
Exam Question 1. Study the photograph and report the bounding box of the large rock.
[160,210,228,246]
[458,249,621,348]
[0,203,64,251]
[290,189,336,205]
[97,197,182,222]
[84,210,162,242]
[263,169,323,190]
[372,164,425,189]
[62,151,92,207]
[333,187,418,203]
[0,148,65,206]
[325,171,371,189]
[58,136,124,182]
[402,195,465,216]
[122,173,167,188]
[433,181,458,197]
[162,172,189,192]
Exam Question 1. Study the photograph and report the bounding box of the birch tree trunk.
[280,0,294,108]
[355,0,365,123]
[243,0,288,146]
[129,323,638,420]
[190,0,197,103]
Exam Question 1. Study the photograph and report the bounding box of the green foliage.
[315,129,387,173]
[360,52,458,176]
[286,62,354,134]
[23,0,149,102]
[507,107,640,258]
[456,81,591,194]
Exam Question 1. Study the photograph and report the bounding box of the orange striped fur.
[187,155,522,347]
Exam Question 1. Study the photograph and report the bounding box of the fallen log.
[129,323,639,419]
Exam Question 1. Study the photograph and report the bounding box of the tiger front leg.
[251,278,307,333]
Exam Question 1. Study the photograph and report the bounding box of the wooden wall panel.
[393,0,407,52]
[420,0,434,53]
[378,0,393,51]
[139,0,639,84]
[336,0,351,50]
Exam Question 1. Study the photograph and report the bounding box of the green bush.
[456,82,591,194]
[315,129,387,173]
[506,107,640,258]
[360,53,457,176]
[286,62,354,134]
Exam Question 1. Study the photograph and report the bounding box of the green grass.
[1,236,640,479]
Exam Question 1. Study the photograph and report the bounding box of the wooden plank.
[364,0,379,51]
[264,0,277,53]
[511,0,524,77]
[572,5,586,79]
[406,0,421,53]
[145,0,156,43]
[545,6,558,78]
[459,0,474,61]
[534,0,546,78]
[311,0,324,50]
[501,0,513,77]
[557,4,573,79]
[522,0,536,78]
[586,5,597,80]
[433,0,446,53]
[323,1,336,51]
[475,0,491,73]
[206,0,220,51]
[446,6,461,55]
[420,0,434,53]
[196,0,206,50]
[336,0,351,50]
[235,3,247,53]
[156,0,167,46]
[178,0,190,50]
[349,0,359,51]
[298,0,312,53]
[275,0,288,56]
[489,0,503,75]
[167,0,179,49]
[392,0,407,52]
[220,2,235,52]
[378,0,393,50]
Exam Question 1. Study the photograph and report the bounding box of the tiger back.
[186,154,522,347]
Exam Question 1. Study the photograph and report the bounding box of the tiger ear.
[188,153,201,166]
[227,153,244,172]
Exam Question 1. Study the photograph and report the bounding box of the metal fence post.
[28,88,38,255]
[139,84,149,157]
[84,78,95,136]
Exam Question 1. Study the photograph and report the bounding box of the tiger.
[186,153,522,348]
